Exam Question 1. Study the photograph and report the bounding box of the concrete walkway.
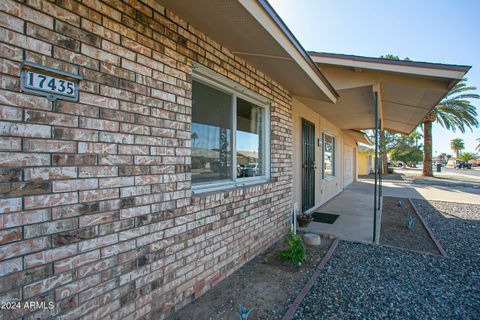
[299,181,376,243]
[299,175,480,244]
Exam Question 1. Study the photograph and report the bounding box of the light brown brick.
[99,176,134,188]
[56,274,101,300]
[24,192,78,210]
[0,122,51,138]
[78,142,117,154]
[0,257,22,277]
[0,152,50,167]
[0,208,50,228]
[80,117,119,132]
[0,227,21,244]
[78,166,118,178]
[54,47,99,70]
[54,250,100,273]
[24,244,78,268]
[82,19,120,44]
[24,139,77,153]
[79,92,119,110]
[81,44,120,66]
[78,233,118,253]
[52,178,98,192]
[28,0,80,26]
[0,136,21,151]
[23,272,73,299]
[78,188,118,202]
[0,90,51,111]
[0,29,51,55]
[0,11,24,32]
[0,237,49,260]
[102,40,135,60]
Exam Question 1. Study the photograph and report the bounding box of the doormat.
[312,212,339,224]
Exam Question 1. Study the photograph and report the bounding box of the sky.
[269,0,480,156]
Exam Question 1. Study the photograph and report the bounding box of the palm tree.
[450,138,465,158]
[422,78,479,176]
[409,129,423,147]
[458,151,477,162]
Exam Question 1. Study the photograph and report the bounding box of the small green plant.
[406,216,415,230]
[277,231,306,265]
[235,304,252,320]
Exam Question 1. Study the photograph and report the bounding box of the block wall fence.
[0,0,293,319]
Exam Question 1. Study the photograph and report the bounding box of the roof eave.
[256,1,338,99]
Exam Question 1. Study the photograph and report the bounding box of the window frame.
[191,65,271,194]
[322,131,336,179]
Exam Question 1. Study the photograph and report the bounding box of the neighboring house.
[0,0,470,319]
[358,146,374,176]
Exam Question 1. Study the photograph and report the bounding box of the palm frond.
[433,78,479,133]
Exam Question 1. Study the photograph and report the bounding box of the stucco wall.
[0,1,293,318]
[292,98,357,212]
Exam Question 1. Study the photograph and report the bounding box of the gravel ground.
[293,201,480,320]
[412,199,480,262]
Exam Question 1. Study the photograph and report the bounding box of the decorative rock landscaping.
[292,200,480,319]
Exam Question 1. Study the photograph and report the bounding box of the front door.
[302,118,315,212]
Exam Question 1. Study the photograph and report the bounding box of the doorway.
[302,118,315,212]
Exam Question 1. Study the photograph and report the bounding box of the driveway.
[292,200,480,319]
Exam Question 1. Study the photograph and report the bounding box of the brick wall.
[0,0,293,319]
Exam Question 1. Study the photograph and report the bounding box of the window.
[236,98,265,179]
[322,133,335,178]
[191,81,233,184]
[191,76,269,192]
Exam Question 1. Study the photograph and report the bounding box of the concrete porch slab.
[299,181,377,243]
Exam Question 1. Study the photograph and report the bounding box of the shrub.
[387,167,394,174]
[277,231,306,265]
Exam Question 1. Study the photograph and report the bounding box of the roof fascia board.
[239,0,338,102]
[319,66,449,92]
[311,56,467,80]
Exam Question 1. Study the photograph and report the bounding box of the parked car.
[455,160,472,169]
[240,163,260,177]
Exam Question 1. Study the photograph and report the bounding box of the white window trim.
[322,131,336,180]
[191,64,271,195]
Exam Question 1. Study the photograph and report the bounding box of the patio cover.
[344,130,372,146]
[157,0,338,103]
[309,52,471,134]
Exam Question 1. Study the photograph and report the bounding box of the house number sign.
[20,61,82,102]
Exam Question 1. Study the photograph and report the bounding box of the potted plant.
[296,212,313,228]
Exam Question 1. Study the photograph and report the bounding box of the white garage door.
[344,145,354,186]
